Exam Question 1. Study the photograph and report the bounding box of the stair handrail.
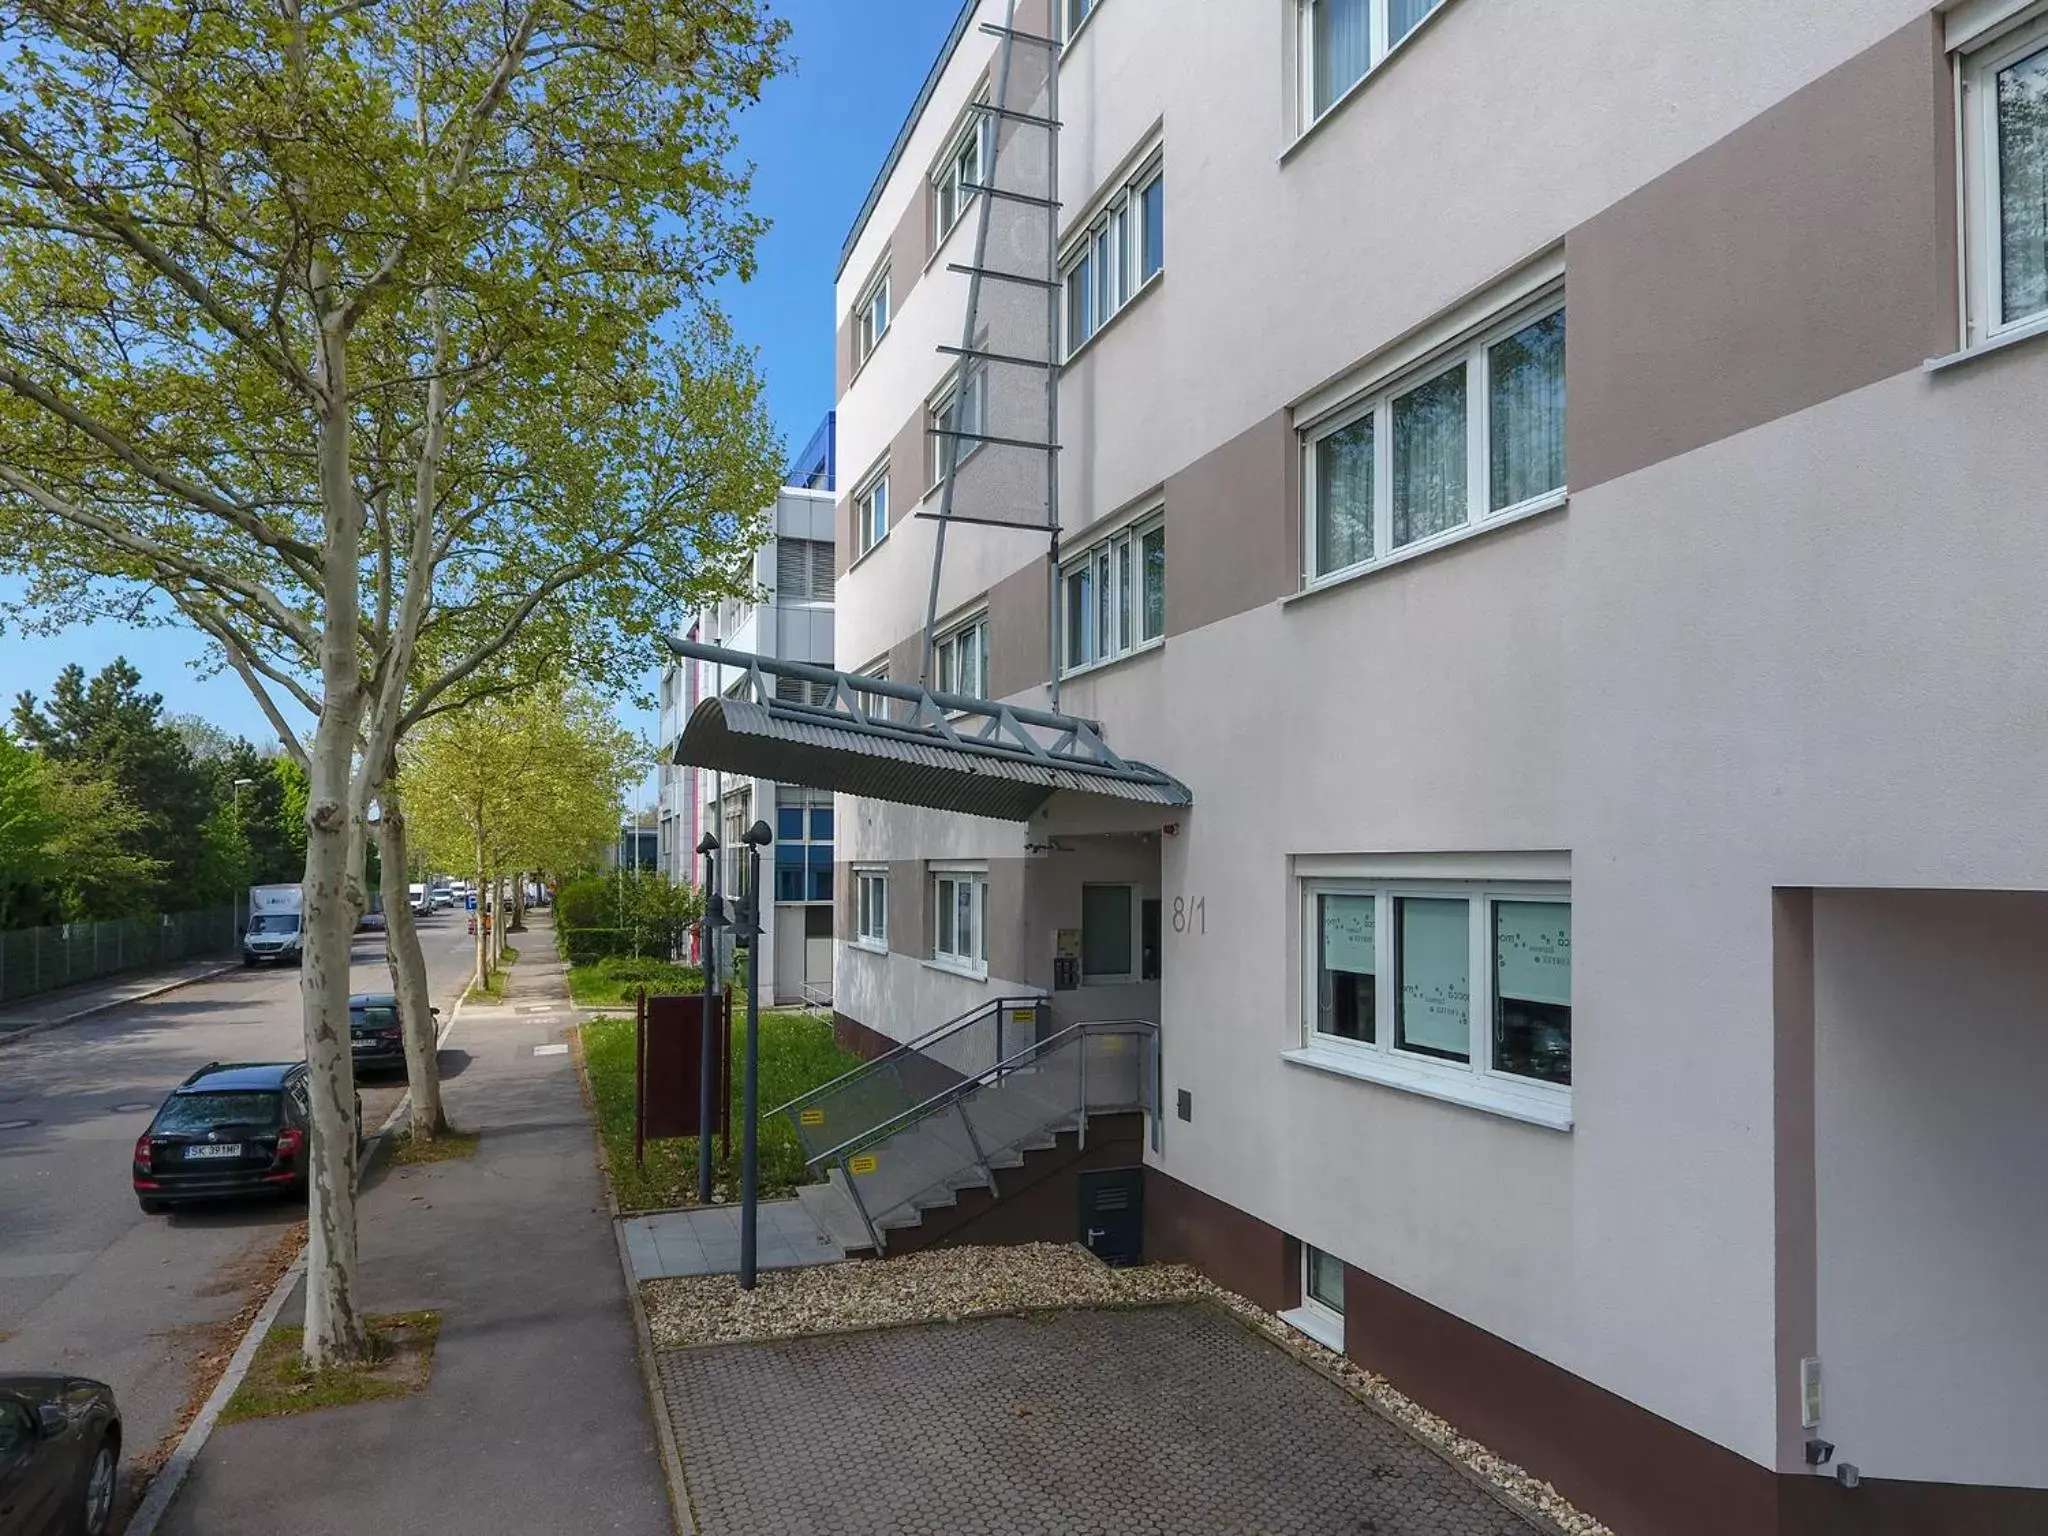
[807,1017,1157,1168]
[770,992,1046,1119]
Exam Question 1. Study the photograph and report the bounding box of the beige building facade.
[826,2,2048,1531]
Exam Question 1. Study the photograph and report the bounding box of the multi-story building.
[807,1,2048,1532]
[657,420,839,1005]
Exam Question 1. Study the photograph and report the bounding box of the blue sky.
[0,0,962,765]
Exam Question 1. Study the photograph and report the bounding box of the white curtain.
[1391,363,1466,547]
[1315,415,1374,573]
[1999,46,2048,321]
[1313,0,1370,116]
[1389,0,1441,48]
[1489,311,1565,511]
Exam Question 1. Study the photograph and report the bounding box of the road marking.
[533,1043,568,1056]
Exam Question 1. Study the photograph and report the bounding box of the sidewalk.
[0,955,241,1045]
[159,914,674,1536]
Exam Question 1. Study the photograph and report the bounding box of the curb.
[125,987,471,1536]
[0,962,243,1050]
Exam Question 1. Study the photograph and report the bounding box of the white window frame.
[1060,507,1164,676]
[932,100,992,245]
[1959,8,2048,349]
[1299,288,1565,591]
[1079,883,1139,984]
[1061,148,1164,358]
[930,864,989,977]
[855,265,890,366]
[1288,872,1572,1131]
[933,611,990,701]
[853,463,889,559]
[854,867,889,952]
[1060,0,1100,43]
[1296,0,1450,132]
[929,366,987,486]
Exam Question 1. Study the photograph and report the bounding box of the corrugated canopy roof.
[667,639,1190,823]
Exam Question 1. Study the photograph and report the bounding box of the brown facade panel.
[835,490,855,577]
[984,556,1050,702]
[881,1114,1145,1256]
[1142,1169,1296,1314]
[1163,410,1298,639]
[981,856,1032,988]
[890,180,930,308]
[1776,1475,2048,1536]
[835,310,855,399]
[831,1009,899,1064]
[1565,15,1957,493]
[886,856,923,958]
[1772,887,1818,1474]
[890,410,928,526]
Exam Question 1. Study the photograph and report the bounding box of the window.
[930,367,987,484]
[933,612,989,699]
[1062,510,1164,673]
[855,868,888,950]
[1300,0,1447,125]
[1303,298,1563,584]
[775,538,836,603]
[1305,1245,1345,1317]
[855,466,889,558]
[1963,14,2048,342]
[1300,878,1571,1119]
[772,788,834,904]
[1081,884,1137,983]
[1063,151,1164,356]
[1061,0,1097,39]
[856,266,890,366]
[931,868,988,974]
[933,103,991,243]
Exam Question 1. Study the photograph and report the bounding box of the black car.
[349,992,435,1075]
[132,1062,360,1213]
[0,1373,119,1536]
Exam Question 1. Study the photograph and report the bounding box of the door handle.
[1085,1227,1106,1245]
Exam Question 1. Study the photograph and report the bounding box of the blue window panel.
[776,807,804,842]
[807,845,834,873]
[808,865,833,902]
[810,806,833,840]
[777,868,805,902]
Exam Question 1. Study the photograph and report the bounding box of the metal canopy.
[666,638,1190,823]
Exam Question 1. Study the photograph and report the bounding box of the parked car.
[428,888,453,911]
[132,1062,359,1213]
[356,908,387,933]
[0,1373,119,1536]
[349,993,436,1075]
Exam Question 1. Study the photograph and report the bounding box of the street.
[0,911,477,1508]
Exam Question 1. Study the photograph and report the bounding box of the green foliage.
[566,956,706,1008]
[579,1010,858,1213]
[556,868,705,964]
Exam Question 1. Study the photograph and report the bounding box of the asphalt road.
[0,911,477,1508]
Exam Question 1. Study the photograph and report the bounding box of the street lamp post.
[695,831,722,1207]
[737,817,773,1289]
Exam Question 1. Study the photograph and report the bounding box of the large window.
[933,612,989,699]
[1301,878,1571,1118]
[1063,151,1164,356]
[1964,14,2048,342]
[855,465,888,558]
[932,867,988,974]
[932,104,990,243]
[1080,884,1136,983]
[772,788,833,903]
[1300,0,1447,125]
[855,266,890,367]
[1303,297,1563,584]
[855,868,888,950]
[1062,509,1164,674]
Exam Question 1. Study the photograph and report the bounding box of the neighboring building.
[659,424,839,1005]
[820,2,2048,1533]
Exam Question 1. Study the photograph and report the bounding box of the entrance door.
[803,903,833,1005]
[1077,1167,1143,1267]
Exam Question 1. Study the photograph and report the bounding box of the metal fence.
[0,906,241,1007]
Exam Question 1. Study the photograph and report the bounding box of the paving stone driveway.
[657,1303,1547,1535]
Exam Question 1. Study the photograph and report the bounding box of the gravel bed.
[643,1241,1615,1536]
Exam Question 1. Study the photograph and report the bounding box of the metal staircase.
[777,999,1159,1254]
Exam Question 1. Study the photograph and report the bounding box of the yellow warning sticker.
[799,1107,825,1126]
[1100,1036,1125,1052]
[1009,1008,1036,1026]
[849,1153,878,1175]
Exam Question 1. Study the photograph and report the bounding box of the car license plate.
[185,1143,242,1159]
[352,1036,374,1050]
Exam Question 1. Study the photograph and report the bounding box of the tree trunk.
[373,775,446,1141]
[472,822,488,992]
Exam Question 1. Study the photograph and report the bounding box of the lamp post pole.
[695,831,722,1207]
[737,818,773,1289]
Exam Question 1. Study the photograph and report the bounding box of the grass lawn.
[566,957,704,1008]
[387,1126,480,1165]
[219,1311,442,1425]
[579,1008,858,1213]
[464,945,519,1003]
